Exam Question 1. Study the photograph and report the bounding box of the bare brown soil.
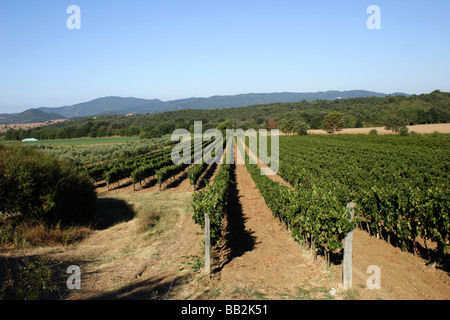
[340,229,450,299]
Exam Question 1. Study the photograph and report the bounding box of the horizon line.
[1,88,425,114]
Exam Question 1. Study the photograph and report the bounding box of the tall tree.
[322,111,344,134]
[293,121,310,135]
[384,112,407,133]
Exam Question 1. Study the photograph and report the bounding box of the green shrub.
[0,145,97,227]
[399,126,409,136]
[0,257,58,300]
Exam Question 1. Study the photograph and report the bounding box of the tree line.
[1,90,448,141]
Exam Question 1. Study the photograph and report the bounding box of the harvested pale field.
[0,119,67,133]
[308,123,450,135]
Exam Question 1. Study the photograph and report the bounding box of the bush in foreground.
[0,145,97,228]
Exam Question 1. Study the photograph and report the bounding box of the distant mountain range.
[3,90,410,123]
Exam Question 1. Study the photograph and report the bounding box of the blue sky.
[1,0,449,113]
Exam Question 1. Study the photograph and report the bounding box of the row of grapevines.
[131,156,173,186]
[103,147,174,186]
[156,138,220,189]
[192,139,232,247]
[243,147,353,258]
[192,162,232,247]
[97,138,198,187]
[188,161,208,189]
[275,134,450,258]
[187,138,224,189]
[84,144,174,182]
[156,163,188,188]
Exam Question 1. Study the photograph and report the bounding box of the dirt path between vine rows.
[186,140,339,300]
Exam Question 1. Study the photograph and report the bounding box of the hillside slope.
[32,90,409,118]
[0,109,65,124]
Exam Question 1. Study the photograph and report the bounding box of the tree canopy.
[322,111,345,134]
[384,112,408,133]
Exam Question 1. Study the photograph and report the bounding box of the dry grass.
[114,192,192,240]
[0,221,92,250]
[15,222,92,247]
[137,204,162,232]
[0,119,67,134]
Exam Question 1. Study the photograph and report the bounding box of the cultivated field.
[1,131,449,300]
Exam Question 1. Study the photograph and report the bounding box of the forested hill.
[36,90,405,118]
[2,90,448,141]
[0,109,65,124]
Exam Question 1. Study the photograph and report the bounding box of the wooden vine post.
[204,212,211,275]
[343,202,355,290]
